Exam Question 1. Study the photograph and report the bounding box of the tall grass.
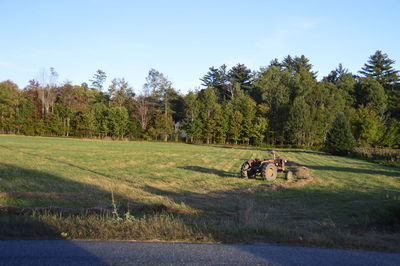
[351,147,400,167]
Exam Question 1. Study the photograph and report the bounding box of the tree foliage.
[325,112,356,155]
[0,51,399,150]
[359,50,399,89]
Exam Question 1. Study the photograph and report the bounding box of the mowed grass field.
[0,135,399,251]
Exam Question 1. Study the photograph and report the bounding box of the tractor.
[240,153,292,181]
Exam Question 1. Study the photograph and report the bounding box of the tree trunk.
[66,117,70,137]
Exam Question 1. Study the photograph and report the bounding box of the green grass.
[0,135,399,251]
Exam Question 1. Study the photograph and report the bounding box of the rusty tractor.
[240,153,293,181]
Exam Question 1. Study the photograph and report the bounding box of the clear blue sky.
[1,0,399,93]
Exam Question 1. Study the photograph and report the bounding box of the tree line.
[0,50,399,148]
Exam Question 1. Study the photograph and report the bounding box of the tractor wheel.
[261,163,277,181]
[286,170,293,181]
[240,162,251,178]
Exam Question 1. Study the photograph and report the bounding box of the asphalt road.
[0,241,399,265]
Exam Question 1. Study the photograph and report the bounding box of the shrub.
[351,147,400,167]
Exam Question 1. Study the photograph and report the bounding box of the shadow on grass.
[142,184,400,238]
[0,162,139,263]
[1,137,400,252]
[142,184,241,214]
[307,165,400,177]
[0,162,173,237]
[177,166,237,178]
[0,160,399,252]
[0,214,64,240]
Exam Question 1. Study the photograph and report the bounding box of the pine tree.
[228,63,253,94]
[284,97,312,145]
[253,65,291,144]
[355,77,387,114]
[280,55,318,78]
[89,69,107,91]
[325,112,356,155]
[198,88,218,144]
[324,63,349,84]
[182,91,201,143]
[379,119,400,148]
[359,50,399,89]
[154,112,174,142]
[352,106,385,147]
[200,65,230,102]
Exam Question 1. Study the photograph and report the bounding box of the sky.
[1,0,400,93]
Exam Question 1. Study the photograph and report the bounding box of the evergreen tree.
[76,111,97,137]
[91,103,110,138]
[280,55,317,78]
[200,65,230,102]
[379,118,400,148]
[285,97,312,145]
[336,72,356,106]
[253,66,291,144]
[324,63,349,84]
[355,77,387,114]
[153,112,174,141]
[325,112,356,155]
[387,86,400,120]
[14,96,36,135]
[0,80,19,133]
[213,104,228,143]
[198,88,219,143]
[306,82,345,146]
[167,88,185,123]
[292,67,317,100]
[89,69,107,91]
[352,105,385,147]
[359,50,399,89]
[228,63,253,94]
[1,51,399,147]
[182,91,202,143]
[251,116,268,146]
[234,92,257,145]
[108,107,129,139]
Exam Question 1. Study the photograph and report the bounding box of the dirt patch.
[201,158,211,163]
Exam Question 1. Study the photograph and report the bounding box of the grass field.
[0,135,399,251]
